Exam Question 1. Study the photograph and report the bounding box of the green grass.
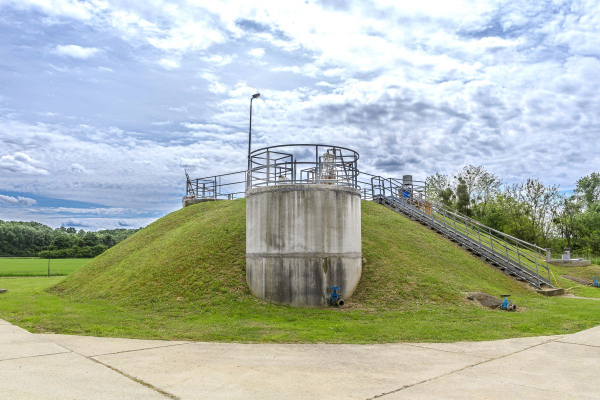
[0,199,599,343]
[0,258,90,277]
[549,263,600,298]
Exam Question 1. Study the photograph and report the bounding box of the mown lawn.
[0,258,90,277]
[0,275,599,343]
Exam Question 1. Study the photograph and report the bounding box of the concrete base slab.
[536,288,565,296]
[548,259,591,267]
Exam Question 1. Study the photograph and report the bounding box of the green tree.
[455,177,471,216]
[574,172,600,207]
[553,197,582,248]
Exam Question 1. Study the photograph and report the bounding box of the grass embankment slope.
[1,200,599,343]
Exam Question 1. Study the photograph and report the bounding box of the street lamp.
[248,92,260,175]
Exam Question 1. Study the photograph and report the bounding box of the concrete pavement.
[0,318,598,399]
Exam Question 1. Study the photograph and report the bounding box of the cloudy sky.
[0,0,599,230]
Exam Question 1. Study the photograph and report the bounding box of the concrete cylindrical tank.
[246,184,362,308]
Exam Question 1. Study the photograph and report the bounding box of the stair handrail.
[373,176,551,286]
[386,177,547,255]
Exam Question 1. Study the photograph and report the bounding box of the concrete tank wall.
[246,184,362,307]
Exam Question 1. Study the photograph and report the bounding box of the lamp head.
[252,93,260,99]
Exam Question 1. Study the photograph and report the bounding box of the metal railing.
[185,170,246,200]
[371,176,552,288]
[247,144,359,189]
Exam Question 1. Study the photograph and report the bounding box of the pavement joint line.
[366,337,560,399]
[403,344,493,360]
[87,356,180,400]
[0,350,71,363]
[86,341,192,358]
[554,340,600,349]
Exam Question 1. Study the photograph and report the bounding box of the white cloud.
[167,106,188,113]
[0,194,36,206]
[70,163,91,174]
[199,72,218,81]
[316,81,334,87]
[158,58,180,69]
[54,44,101,59]
[200,54,235,66]
[2,0,104,21]
[248,48,265,58]
[151,120,173,126]
[0,152,49,175]
[208,81,228,94]
[181,123,229,132]
[323,68,344,77]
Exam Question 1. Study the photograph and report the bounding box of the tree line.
[0,221,138,258]
[426,167,600,257]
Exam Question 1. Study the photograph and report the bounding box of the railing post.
[545,248,551,262]
[440,208,448,228]
[266,151,270,185]
[452,212,458,234]
[534,257,541,287]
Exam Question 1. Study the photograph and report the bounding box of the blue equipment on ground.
[500,294,517,311]
[593,277,599,288]
[329,286,344,307]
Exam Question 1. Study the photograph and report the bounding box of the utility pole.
[247,93,260,187]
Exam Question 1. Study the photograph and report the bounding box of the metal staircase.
[370,176,553,289]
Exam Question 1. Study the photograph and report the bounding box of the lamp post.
[247,92,260,185]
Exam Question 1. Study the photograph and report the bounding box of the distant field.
[0,258,89,277]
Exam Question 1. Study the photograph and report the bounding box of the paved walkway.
[1,318,599,399]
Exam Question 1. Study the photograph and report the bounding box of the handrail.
[248,144,360,190]
[374,176,546,255]
[371,176,551,287]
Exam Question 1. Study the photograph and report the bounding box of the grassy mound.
[55,200,529,309]
[1,199,597,343]
[54,200,247,308]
